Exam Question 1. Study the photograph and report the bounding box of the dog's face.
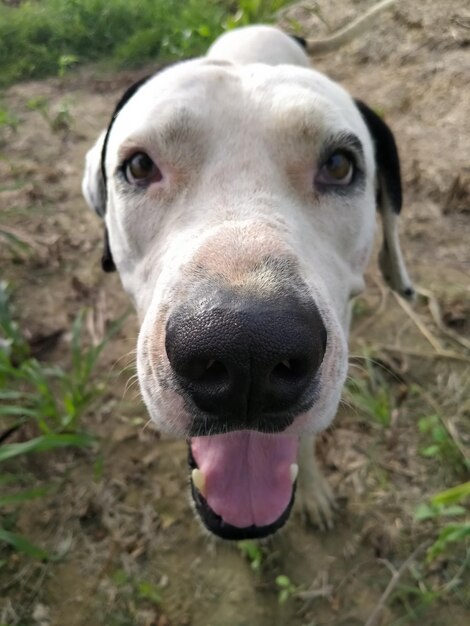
[83,43,412,539]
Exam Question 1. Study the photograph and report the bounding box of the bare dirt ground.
[1,1,469,624]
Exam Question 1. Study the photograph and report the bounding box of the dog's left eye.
[317,151,355,186]
[123,152,162,185]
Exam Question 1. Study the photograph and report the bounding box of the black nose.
[165,290,327,431]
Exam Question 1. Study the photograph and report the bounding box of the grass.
[418,412,468,474]
[238,539,265,572]
[0,105,18,132]
[343,342,469,622]
[276,574,300,604]
[0,3,468,618]
[344,353,394,427]
[415,482,470,562]
[0,0,292,87]
[0,281,122,558]
[26,96,74,134]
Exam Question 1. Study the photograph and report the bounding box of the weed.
[344,356,393,427]
[0,282,122,558]
[0,106,19,148]
[137,580,162,605]
[0,106,19,133]
[418,414,467,473]
[57,54,79,78]
[26,96,73,134]
[0,283,124,434]
[391,577,439,625]
[0,1,292,86]
[276,574,299,604]
[110,569,163,616]
[0,229,32,263]
[51,100,74,133]
[0,281,29,364]
[223,0,290,29]
[415,482,470,561]
[238,539,265,571]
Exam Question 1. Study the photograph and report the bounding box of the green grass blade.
[0,487,49,506]
[0,528,48,559]
[0,390,31,400]
[0,433,94,462]
[431,481,470,506]
[0,405,41,418]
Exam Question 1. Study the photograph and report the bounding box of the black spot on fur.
[98,72,160,273]
[354,99,402,213]
[290,34,307,50]
[101,227,116,273]
[100,74,152,202]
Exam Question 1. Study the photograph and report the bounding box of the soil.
[1,1,469,625]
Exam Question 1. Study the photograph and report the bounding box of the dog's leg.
[297,435,336,530]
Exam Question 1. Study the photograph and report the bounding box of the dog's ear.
[101,227,116,273]
[82,130,107,217]
[355,99,414,299]
[82,131,116,272]
[82,75,152,273]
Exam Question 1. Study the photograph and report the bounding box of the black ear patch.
[97,74,152,274]
[355,99,414,299]
[101,227,116,273]
[354,99,402,214]
[100,74,152,205]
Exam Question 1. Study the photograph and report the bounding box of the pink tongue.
[191,431,298,528]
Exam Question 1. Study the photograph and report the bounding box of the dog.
[82,22,413,540]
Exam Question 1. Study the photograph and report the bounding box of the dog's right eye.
[316,150,355,187]
[123,152,162,185]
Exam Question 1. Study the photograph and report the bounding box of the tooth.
[290,463,299,484]
[192,468,206,496]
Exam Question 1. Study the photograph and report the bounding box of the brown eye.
[317,151,354,186]
[124,152,162,185]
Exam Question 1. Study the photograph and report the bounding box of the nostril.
[185,358,230,386]
[198,359,229,385]
[270,358,310,383]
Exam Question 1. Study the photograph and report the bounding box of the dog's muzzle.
[165,288,327,434]
[164,287,327,539]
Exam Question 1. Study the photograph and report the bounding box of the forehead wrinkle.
[110,103,205,167]
[158,107,203,148]
[262,93,368,168]
[262,94,334,147]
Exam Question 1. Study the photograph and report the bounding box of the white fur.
[82,26,389,525]
[83,27,378,437]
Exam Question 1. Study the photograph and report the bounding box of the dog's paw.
[297,468,337,531]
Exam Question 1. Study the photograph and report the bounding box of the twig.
[334,559,382,594]
[414,386,469,462]
[364,541,430,626]
[392,291,446,353]
[452,16,470,29]
[0,424,21,444]
[379,344,470,363]
[416,286,470,352]
[306,0,399,55]
[352,277,389,338]
[0,226,46,252]
[295,584,334,602]
[442,550,470,593]
[374,458,417,479]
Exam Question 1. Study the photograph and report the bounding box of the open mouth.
[188,431,299,540]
